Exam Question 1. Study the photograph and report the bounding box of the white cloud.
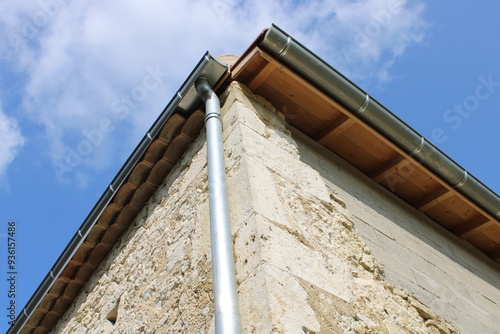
[0,102,25,178]
[0,0,428,186]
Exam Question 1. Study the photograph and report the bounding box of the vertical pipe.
[195,77,242,334]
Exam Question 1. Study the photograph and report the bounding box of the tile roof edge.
[8,52,228,334]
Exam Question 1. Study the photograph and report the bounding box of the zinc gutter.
[258,24,500,221]
[8,52,228,334]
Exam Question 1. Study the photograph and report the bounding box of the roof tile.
[51,296,73,315]
[39,311,60,330]
[181,109,205,139]
[86,224,107,246]
[143,139,168,165]
[101,224,126,246]
[49,277,70,297]
[74,263,97,282]
[97,203,122,229]
[130,183,156,209]
[146,158,174,187]
[25,308,45,328]
[63,280,85,299]
[159,113,186,143]
[113,183,137,207]
[60,260,81,280]
[163,133,194,164]
[32,327,50,334]
[115,204,141,229]
[88,242,113,267]
[128,161,153,187]
[72,242,94,265]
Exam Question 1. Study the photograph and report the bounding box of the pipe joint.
[195,77,213,102]
[355,94,370,114]
[205,111,220,123]
[455,171,468,188]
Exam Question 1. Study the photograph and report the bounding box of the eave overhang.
[231,24,500,263]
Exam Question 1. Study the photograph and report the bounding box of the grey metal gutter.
[8,52,228,334]
[196,77,242,334]
[259,24,500,221]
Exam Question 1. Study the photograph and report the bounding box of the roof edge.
[8,52,228,334]
[258,24,500,221]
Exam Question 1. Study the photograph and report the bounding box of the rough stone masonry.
[54,82,461,333]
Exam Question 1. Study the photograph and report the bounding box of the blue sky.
[0,0,499,331]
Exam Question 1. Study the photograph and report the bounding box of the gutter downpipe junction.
[196,77,242,334]
[259,24,500,221]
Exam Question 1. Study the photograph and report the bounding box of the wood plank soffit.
[369,155,406,182]
[314,114,354,144]
[414,187,453,212]
[453,215,494,239]
[248,62,276,91]
[487,247,500,262]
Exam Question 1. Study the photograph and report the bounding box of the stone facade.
[54,82,499,333]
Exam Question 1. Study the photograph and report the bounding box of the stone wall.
[292,119,500,334]
[221,82,457,334]
[53,113,215,333]
[53,81,498,333]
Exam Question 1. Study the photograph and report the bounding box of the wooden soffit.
[231,47,500,264]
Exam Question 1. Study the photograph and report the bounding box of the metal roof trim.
[8,52,228,334]
[259,24,500,220]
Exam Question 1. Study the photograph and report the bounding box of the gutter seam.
[355,94,370,114]
[277,36,292,59]
[410,137,425,156]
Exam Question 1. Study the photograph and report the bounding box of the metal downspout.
[195,77,242,334]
